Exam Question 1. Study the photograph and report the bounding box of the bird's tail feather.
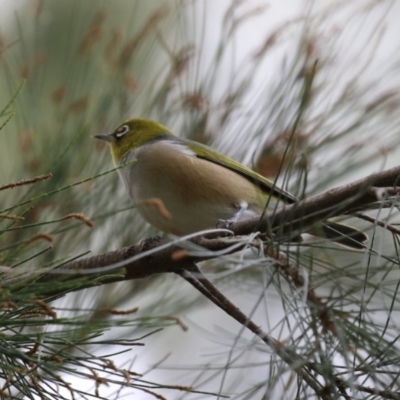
[320,221,368,250]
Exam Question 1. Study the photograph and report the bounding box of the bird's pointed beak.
[93,133,114,142]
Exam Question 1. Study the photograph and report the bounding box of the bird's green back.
[187,141,297,205]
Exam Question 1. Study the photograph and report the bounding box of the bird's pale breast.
[119,140,265,235]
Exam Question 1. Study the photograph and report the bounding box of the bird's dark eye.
[115,124,129,138]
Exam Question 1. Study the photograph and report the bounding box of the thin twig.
[178,263,324,397]
[265,246,338,336]
[355,212,400,236]
[354,383,400,400]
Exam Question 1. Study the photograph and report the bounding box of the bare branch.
[4,165,400,289]
[3,165,400,398]
[231,164,400,237]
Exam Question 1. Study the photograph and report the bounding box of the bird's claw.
[217,218,235,230]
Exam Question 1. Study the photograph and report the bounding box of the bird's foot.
[216,202,249,230]
[217,218,235,230]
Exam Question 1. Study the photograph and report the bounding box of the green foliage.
[0,0,400,399]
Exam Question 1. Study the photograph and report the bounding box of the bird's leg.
[217,201,248,229]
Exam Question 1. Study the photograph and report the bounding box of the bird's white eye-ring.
[115,124,129,138]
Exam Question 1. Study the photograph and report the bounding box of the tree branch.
[3,165,400,398]
[5,163,395,288]
[230,164,400,237]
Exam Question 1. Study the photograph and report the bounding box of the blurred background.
[1,0,400,399]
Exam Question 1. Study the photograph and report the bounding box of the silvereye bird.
[95,118,367,249]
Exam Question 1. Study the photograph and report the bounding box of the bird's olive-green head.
[94,118,171,163]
